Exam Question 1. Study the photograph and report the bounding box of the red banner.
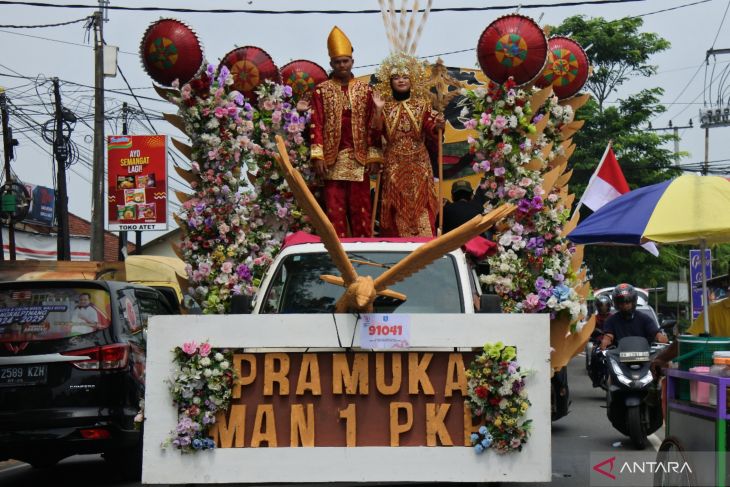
[106,135,168,231]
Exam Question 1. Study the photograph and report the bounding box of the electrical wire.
[0,0,657,14]
[0,17,88,28]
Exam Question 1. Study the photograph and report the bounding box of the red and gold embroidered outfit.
[375,97,439,237]
[310,78,382,237]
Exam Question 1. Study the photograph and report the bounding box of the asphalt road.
[0,356,664,486]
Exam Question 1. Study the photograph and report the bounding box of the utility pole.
[647,119,693,167]
[53,78,71,261]
[89,3,106,261]
[698,47,730,175]
[704,127,710,175]
[0,88,19,260]
[118,102,128,261]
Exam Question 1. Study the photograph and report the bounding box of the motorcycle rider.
[588,294,614,387]
[600,283,668,350]
[595,294,613,331]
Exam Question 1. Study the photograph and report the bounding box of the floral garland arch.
[460,79,593,371]
[160,64,312,314]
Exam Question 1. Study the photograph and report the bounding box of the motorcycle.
[551,365,570,422]
[604,336,668,449]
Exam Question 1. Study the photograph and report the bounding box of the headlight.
[609,360,633,386]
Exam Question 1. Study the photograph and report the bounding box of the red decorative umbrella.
[280,60,328,100]
[139,19,204,87]
[536,36,590,100]
[219,46,281,101]
[476,14,548,86]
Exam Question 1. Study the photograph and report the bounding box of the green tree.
[551,16,685,293]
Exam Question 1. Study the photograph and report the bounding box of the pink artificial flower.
[262,99,275,111]
[493,115,507,129]
[182,341,198,355]
[524,293,540,310]
[198,342,212,357]
[480,112,492,126]
[277,206,288,218]
[494,166,506,177]
[467,136,476,145]
[464,119,477,130]
[214,106,226,118]
[221,261,233,274]
[271,111,282,124]
[519,177,532,187]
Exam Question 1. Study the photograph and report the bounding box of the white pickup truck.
[236,233,569,422]
[248,235,487,315]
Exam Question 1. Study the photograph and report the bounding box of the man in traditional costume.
[309,26,382,238]
[372,52,443,237]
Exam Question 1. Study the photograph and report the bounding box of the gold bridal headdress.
[375,1,433,101]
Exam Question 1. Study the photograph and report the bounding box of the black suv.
[0,280,177,478]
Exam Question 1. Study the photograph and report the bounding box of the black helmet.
[595,294,612,315]
[612,283,638,318]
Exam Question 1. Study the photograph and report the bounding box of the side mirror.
[229,294,252,314]
[478,294,502,313]
[660,319,677,331]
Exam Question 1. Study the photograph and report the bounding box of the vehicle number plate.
[0,364,47,386]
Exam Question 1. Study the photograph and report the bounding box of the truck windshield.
[260,251,463,314]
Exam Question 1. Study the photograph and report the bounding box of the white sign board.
[143,313,550,484]
[667,281,689,303]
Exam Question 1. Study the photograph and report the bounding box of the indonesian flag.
[575,142,659,256]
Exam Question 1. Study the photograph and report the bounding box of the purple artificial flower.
[531,195,543,211]
[535,276,547,289]
[236,264,253,282]
[517,199,531,214]
[282,85,293,97]
[217,66,230,87]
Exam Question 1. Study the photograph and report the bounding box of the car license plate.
[0,364,47,386]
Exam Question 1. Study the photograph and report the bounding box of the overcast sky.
[0,0,728,242]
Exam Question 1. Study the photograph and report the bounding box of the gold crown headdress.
[327,26,353,59]
[375,0,433,101]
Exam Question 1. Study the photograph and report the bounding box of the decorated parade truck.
[142,235,553,484]
[139,4,597,483]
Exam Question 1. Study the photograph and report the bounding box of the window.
[261,251,463,314]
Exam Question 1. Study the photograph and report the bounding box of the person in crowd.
[308,26,382,237]
[371,52,443,237]
[600,283,668,350]
[442,179,487,234]
[594,294,613,332]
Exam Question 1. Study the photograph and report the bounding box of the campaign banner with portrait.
[106,134,168,231]
[22,183,55,227]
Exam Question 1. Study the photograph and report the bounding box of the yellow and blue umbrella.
[568,174,730,334]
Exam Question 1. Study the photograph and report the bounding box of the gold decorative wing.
[273,135,358,285]
[373,204,515,291]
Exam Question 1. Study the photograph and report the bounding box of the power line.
[0,0,656,14]
[0,16,88,28]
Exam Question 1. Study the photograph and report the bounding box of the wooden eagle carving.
[273,135,522,314]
